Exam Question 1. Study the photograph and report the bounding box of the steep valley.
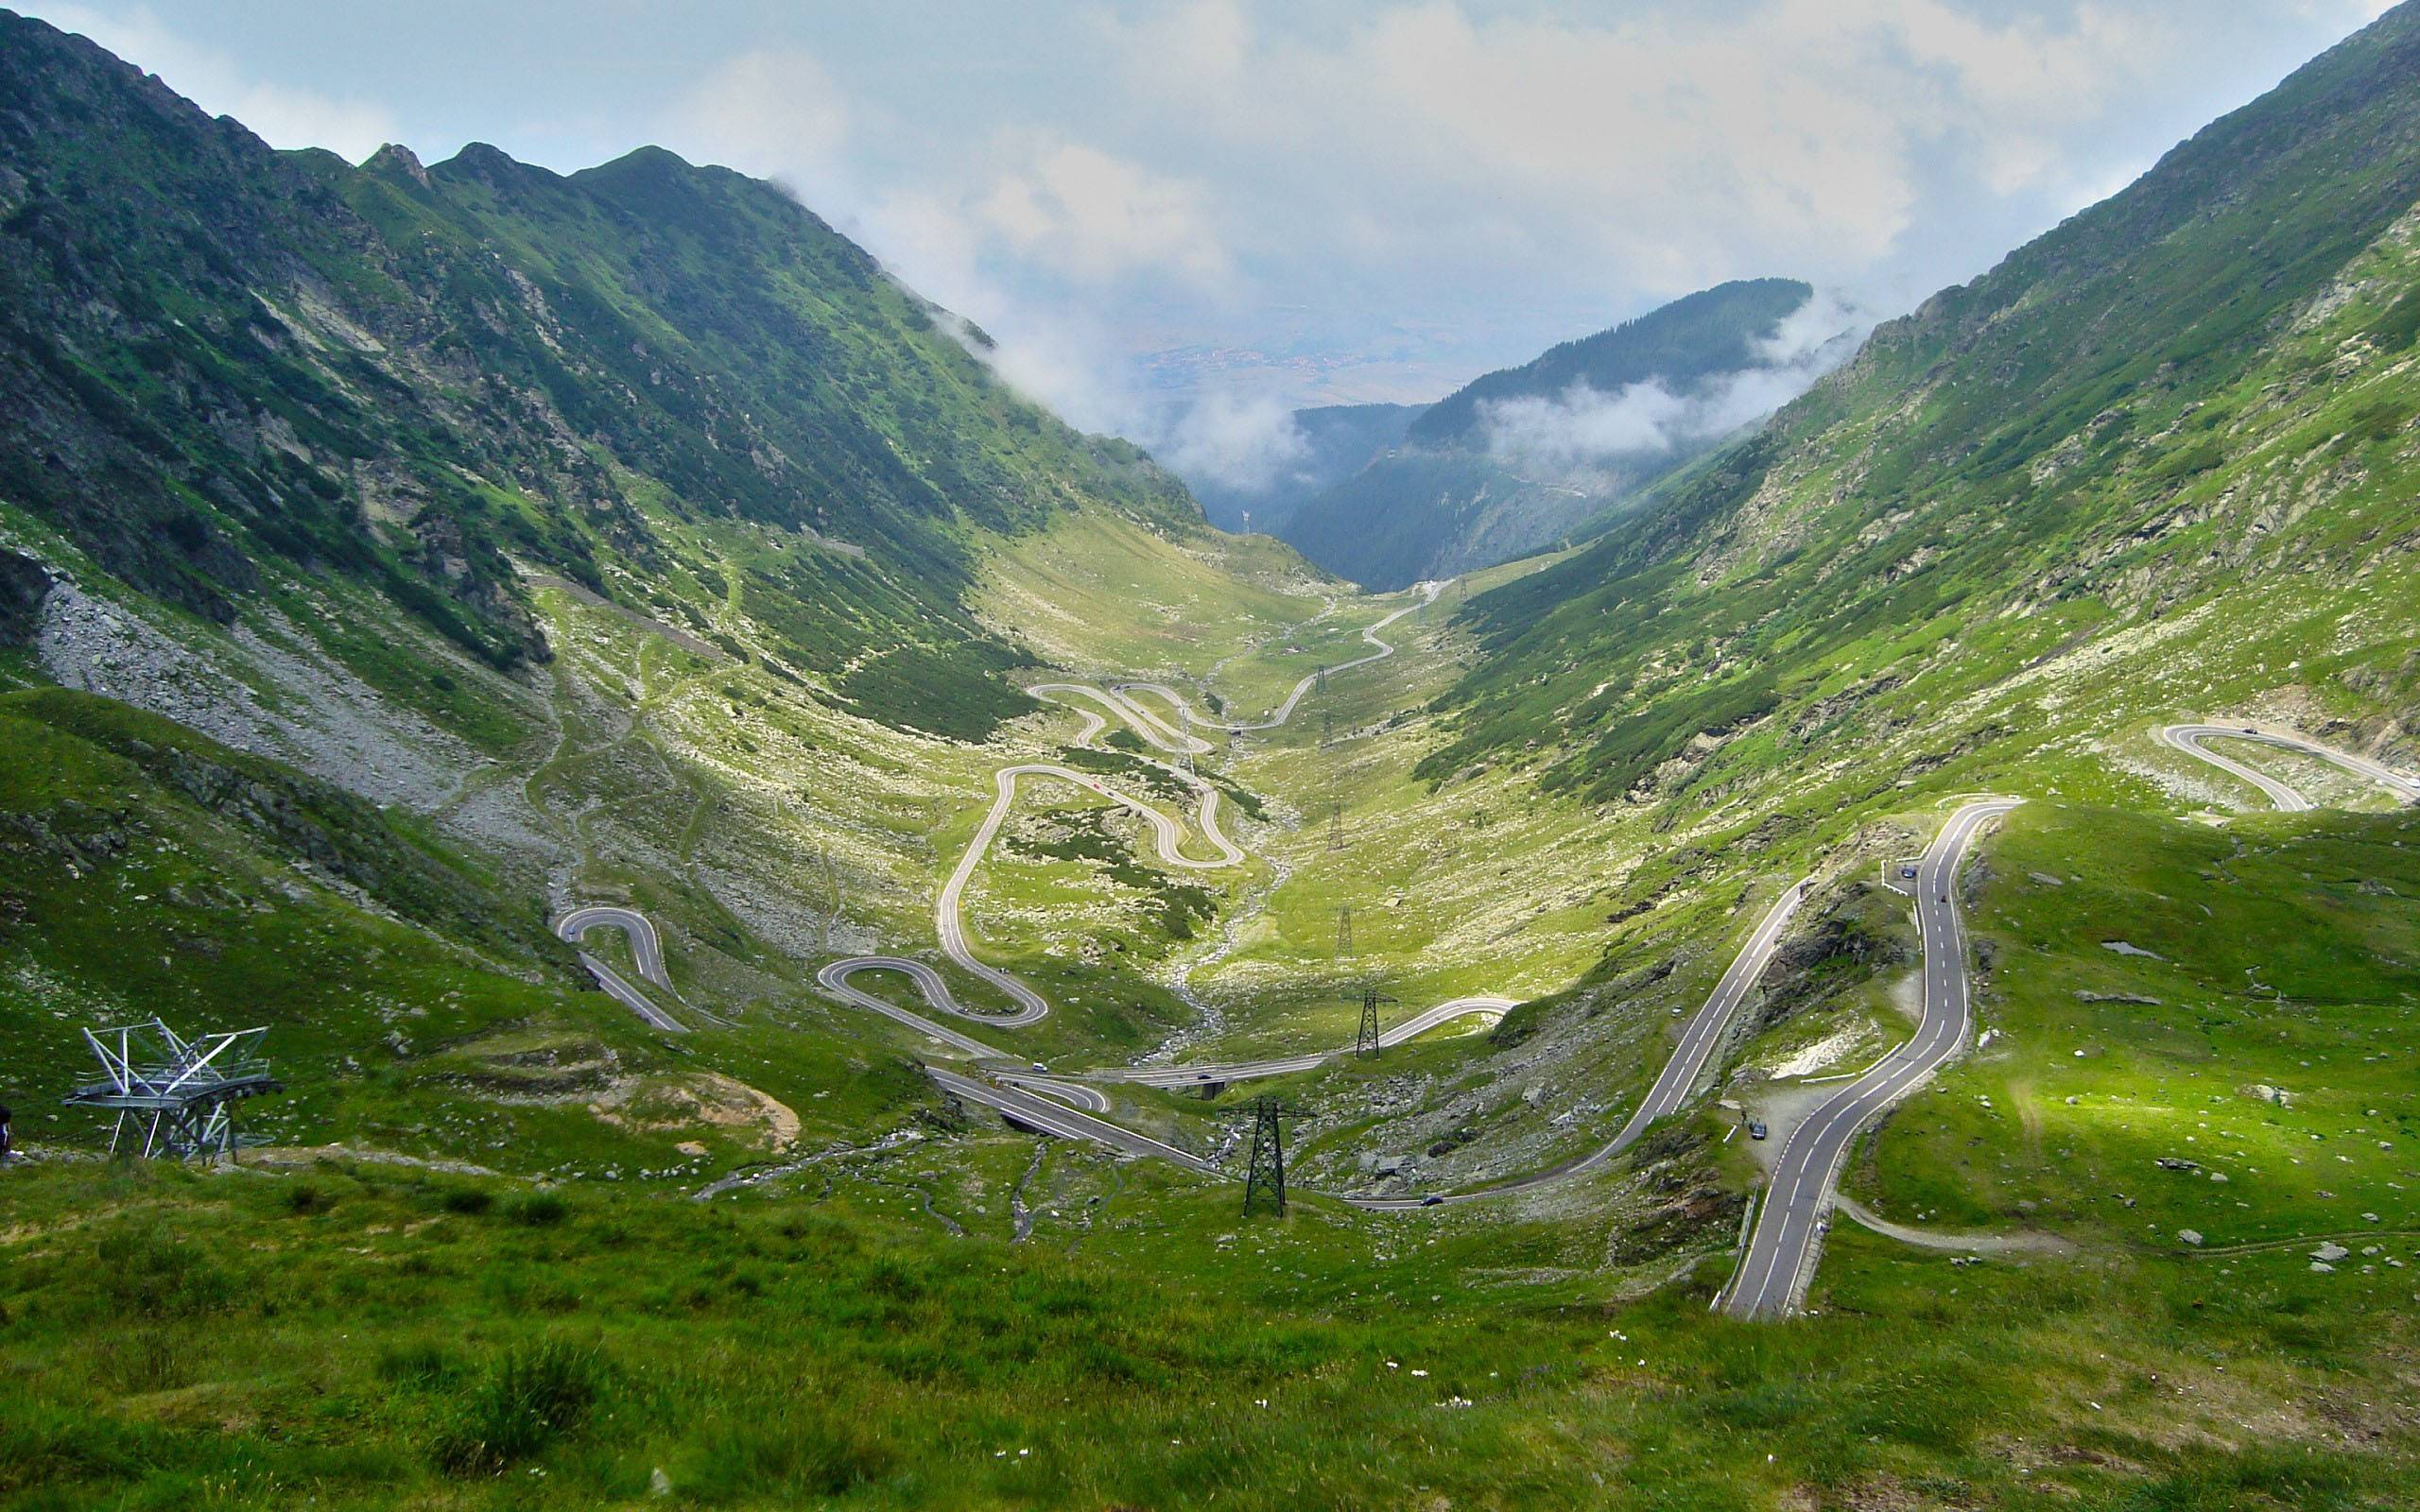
[8,7,2420,1510]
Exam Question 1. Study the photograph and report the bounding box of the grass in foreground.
[7,1127,2420,1510]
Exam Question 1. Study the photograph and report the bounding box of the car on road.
[1030,1061,1048,1073]
[1747,1118,1769,1140]
[1420,1194,1444,1206]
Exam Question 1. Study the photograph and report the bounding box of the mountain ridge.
[0,7,1203,722]
[1275,278,1827,589]
[1421,0,2420,803]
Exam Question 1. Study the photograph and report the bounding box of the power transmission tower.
[1335,904,1354,959]
[1315,664,1328,692]
[1348,988,1399,1058]
[1328,799,1347,851]
[1241,1096,1298,1217]
[1179,708,1194,777]
[1321,708,1334,748]
[65,1019,281,1159]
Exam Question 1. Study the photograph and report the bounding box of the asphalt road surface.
[815,581,1448,1040]
[1113,580,1443,735]
[996,1073,1115,1113]
[557,585,1822,1224]
[1350,880,1809,1211]
[553,696,2419,1305]
[925,1069,1215,1172]
[2161,722,2420,810]
[813,956,1015,1058]
[925,760,1243,1026]
[1096,994,1516,1089]
[1720,799,2018,1319]
[555,905,687,1033]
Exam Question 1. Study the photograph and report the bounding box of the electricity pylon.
[1335,904,1354,959]
[1328,799,1346,851]
[1349,988,1399,1058]
[1241,1097,1299,1217]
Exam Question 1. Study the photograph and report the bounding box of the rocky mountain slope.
[1281,279,1825,589]
[1423,4,2420,813]
[0,9,1197,721]
[0,9,1336,1169]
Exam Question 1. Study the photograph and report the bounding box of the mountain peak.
[363,141,429,187]
[435,141,556,192]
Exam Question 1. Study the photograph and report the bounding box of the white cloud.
[43,4,398,162]
[1100,0,2189,304]
[1480,288,1867,468]
[666,47,851,193]
[1158,391,1308,492]
[975,136,1236,292]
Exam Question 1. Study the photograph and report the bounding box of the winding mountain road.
[2161,721,2420,810]
[1722,799,2017,1319]
[1097,993,1518,1090]
[926,1069,1215,1171]
[819,585,1438,1034]
[1352,880,1810,1211]
[1112,587,1435,736]
[559,581,1820,1221]
[556,905,687,1034]
[557,684,2420,1314]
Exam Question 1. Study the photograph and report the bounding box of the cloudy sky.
[32,0,2398,469]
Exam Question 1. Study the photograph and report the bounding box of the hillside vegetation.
[1282,279,1820,590]
[7,3,2420,1508]
[1425,11,2420,807]
[0,9,1195,715]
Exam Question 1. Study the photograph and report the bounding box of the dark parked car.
[1747,1118,1769,1140]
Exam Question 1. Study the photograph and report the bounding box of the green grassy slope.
[1423,6,2420,808]
[0,684,950,1176]
[9,4,2420,1506]
[0,9,1195,737]
[9,805,2420,1509]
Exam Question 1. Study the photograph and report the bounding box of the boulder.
[0,549,49,645]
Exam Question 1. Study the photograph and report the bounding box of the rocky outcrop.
[0,547,49,644]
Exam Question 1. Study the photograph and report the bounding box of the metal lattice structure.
[1240,1097,1299,1217]
[1349,988,1399,1058]
[63,1019,280,1159]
